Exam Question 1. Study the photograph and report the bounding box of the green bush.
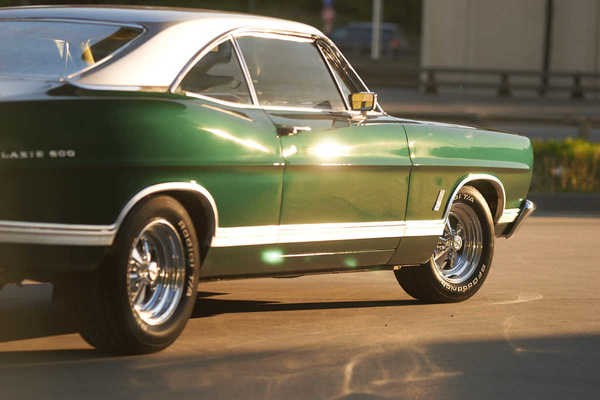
[532,139,600,192]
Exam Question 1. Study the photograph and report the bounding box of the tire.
[73,195,201,354]
[395,186,494,303]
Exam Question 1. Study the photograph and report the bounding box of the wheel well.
[465,180,503,222]
[162,190,216,261]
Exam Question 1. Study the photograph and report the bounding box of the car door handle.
[276,125,312,136]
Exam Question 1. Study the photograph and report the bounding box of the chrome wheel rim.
[127,219,186,326]
[432,204,483,284]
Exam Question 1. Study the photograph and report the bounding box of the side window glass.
[318,42,365,101]
[179,40,252,104]
[236,36,345,110]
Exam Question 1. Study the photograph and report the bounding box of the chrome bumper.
[503,200,536,238]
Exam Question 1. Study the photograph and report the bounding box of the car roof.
[0,5,255,26]
[0,6,324,89]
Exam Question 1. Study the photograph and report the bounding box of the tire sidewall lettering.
[455,192,475,203]
[177,219,197,297]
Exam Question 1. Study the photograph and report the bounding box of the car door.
[171,37,286,277]
[235,33,412,271]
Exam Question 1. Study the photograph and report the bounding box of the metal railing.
[421,67,600,99]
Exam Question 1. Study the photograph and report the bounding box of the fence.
[421,67,600,99]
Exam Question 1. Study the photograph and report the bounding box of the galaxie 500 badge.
[0,149,76,160]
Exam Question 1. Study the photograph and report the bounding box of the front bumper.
[503,200,536,238]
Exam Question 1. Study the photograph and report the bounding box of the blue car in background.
[330,22,409,57]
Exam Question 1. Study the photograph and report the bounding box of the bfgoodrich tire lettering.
[75,195,201,354]
[394,186,495,303]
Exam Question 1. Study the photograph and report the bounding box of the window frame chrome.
[169,33,257,106]
[170,27,386,116]
[231,30,350,112]
[231,36,259,105]
[316,40,351,111]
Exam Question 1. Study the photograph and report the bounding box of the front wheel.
[74,195,201,354]
[395,186,495,303]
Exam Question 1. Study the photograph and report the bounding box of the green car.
[0,6,535,354]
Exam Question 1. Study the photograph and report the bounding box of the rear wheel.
[73,195,201,354]
[395,186,494,303]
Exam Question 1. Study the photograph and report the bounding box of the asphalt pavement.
[0,216,598,399]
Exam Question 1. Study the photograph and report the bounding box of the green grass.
[532,139,600,192]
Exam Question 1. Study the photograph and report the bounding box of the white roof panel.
[76,14,323,88]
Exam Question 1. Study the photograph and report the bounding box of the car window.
[179,39,252,104]
[318,42,364,101]
[0,21,142,80]
[236,35,345,110]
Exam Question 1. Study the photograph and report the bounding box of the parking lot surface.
[0,216,598,399]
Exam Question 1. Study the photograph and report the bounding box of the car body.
[0,6,534,353]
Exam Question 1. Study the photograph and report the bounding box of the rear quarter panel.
[0,91,282,228]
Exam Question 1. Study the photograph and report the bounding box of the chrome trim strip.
[503,200,536,238]
[179,93,380,116]
[0,216,446,248]
[280,249,392,258]
[67,82,145,92]
[433,189,446,211]
[235,31,314,42]
[262,105,354,113]
[211,219,445,247]
[231,35,259,106]
[169,31,237,93]
[0,220,114,246]
[497,208,520,224]
[113,182,220,232]
[444,173,506,223]
[183,92,260,109]
[317,41,351,111]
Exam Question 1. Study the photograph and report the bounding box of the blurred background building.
[423,0,600,74]
[422,0,600,98]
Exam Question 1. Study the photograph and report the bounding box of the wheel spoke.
[434,247,450,262]
[132,279,149,304]
[445,218,455,236]
[448,249,457,268]
[131,247,144,266]
[142,237,152,263]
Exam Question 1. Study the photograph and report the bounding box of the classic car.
[0,6,535,354]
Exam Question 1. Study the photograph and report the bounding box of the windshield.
[0,21,142,80]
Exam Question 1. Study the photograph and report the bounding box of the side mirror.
[349,92,377,113]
